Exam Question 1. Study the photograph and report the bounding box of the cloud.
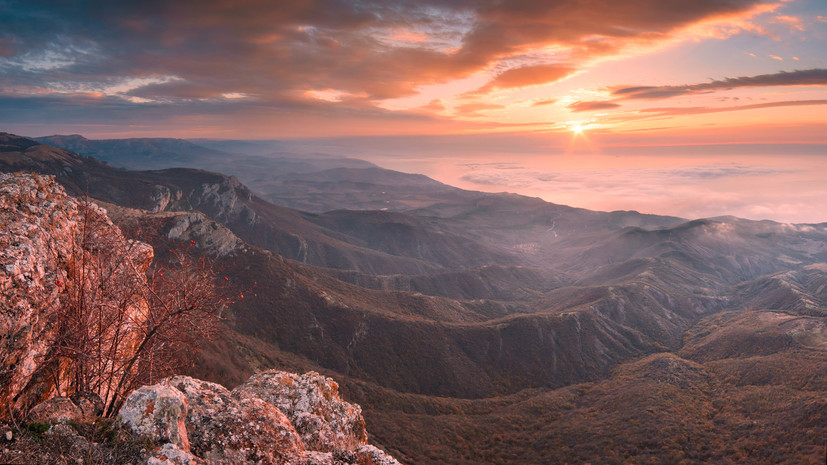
[456,160,818,221]
[471,64,577,95]
[461,161,787,191]
[612,69,827,99]
[418,99,447,112]
[0,0,786,135]
[567,100,621,112]
[0,36,15,57]
[3,0,774,102]
[455,102,506,115]
[461,0,768,61]
[531,99,557,106]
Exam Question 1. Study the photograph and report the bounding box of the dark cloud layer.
[613,69,827,99]
[1,1,769,113]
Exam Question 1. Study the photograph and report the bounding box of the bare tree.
[42,198,226,416]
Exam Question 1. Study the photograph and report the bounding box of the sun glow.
[566,120,592,136]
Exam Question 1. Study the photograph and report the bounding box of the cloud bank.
[0,0,784,135]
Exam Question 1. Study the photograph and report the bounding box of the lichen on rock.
[26,396,83,425]
[0,173,79,412]
[232,370,368,452]
[117,372,401,465]
[148,443,203,465]
[159,375,305,465]
[119,384,190,451]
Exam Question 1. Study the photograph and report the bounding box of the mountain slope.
[4,131,826,464]
[37,134,464,213]
[4,133,518,275]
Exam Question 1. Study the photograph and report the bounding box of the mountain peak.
[0,133,40,152]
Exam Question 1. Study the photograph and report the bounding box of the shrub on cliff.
[0,173,226,418]
[50,196,228,417]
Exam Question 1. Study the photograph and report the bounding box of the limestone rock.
[161,376,304,465]
[232,370,368,452]
[0,173,79,412]
[300,451,334,464]
[0,172,153,414]
[165,212,245,257]
[354,445,403,465]
[297,446,401,465]
[148,443,203,465]
[120,372,401,465]
[26,396,82,424]
[185,177,257,226]
[119,384,190,451]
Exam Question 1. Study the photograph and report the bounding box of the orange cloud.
[388,30,429,43]
[532,99,557,107]
[1,0,799,137]
[475,64,578,94]
[568,101,621,112]
[455,102,506,116]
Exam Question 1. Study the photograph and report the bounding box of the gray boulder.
[161,376,304,465]
[119,384,190,451]
[232,370,368,452]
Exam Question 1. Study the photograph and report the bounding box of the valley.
[3,132,825,464]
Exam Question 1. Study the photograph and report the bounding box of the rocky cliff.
[0,172,153,413]
[0,172,402,464]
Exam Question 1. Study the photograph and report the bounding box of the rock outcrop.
[233,370,368,452]
[119,384,191,451]
[0,172,152,414]
[160,376,304,465]
[119,372,401,465]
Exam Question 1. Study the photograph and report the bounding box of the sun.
[566,120,590,136]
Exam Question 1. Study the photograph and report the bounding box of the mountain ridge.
[2,131,825,464]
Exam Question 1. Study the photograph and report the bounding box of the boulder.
[297,446,401,465]
[161,376,304,465]
[232,370,368,452]
[26,396,82,424]
[119,384,190,451]
[355,445,403,465]
[148,443,203,465]
[119,372,402,465]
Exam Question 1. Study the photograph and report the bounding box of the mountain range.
[4,132,826,464]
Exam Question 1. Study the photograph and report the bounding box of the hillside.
[2,132,825,464]
[36,134,466,213]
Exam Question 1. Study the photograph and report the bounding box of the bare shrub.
[42,198,226,417]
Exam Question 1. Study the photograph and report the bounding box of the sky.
[1,0,826,222]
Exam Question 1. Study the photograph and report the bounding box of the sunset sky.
[2,0,826,222]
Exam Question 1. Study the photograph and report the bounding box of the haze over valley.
[2,132,825,463]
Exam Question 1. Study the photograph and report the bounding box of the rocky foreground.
[0,173,401,464]
[21,370,400,465]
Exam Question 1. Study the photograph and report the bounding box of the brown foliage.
[43,199,226,417]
